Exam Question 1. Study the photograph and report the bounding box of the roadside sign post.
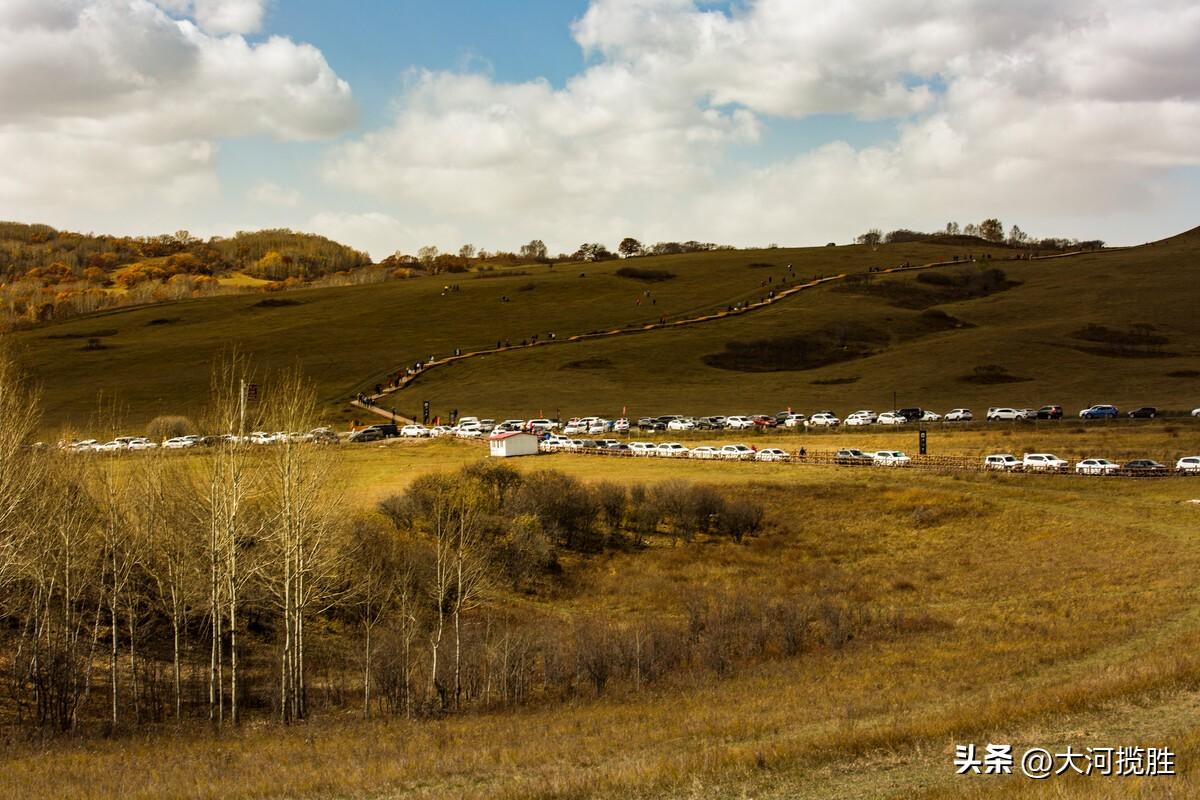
[423,400,430,424]
[919,429,928,456]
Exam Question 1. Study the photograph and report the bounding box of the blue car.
[1079,404,1119,419]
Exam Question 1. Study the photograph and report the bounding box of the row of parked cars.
[388,405,1200,439]
[60,428,340,452]
[984,404,1180,421]
[540,437,789,460]
[536,437,1200,475]
[984,453,1200,474]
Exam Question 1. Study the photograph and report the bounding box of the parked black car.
[896,407,924,422]
[349,428,384,443]
[834,448,874,465]
[1128,407,1158,419]
[1123,459,1167,474]
[1036,405,1063,420]
[362,423,399,438]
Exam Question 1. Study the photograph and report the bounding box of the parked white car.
[655,442,689,457]
[724,415,754,430]
[527,418,558,432]
[756,448,790,462]
[718,444,755,460]
[561,422,586,435]
[1176,456,1200,473]
[780,413,807,427]
[873,450,911,466]
[613,418,630,433]
[984,454,1022,471]
[587,419,611,434]
[127,438,158,450]
[1192,408,1200,417]
[628,441,657,455]
[1023,453,1069,471]
[844,411,873,427]
[400,424,429,437]
[1076,458,1120,475]
[162,435,201,449]
[667,417,696,431]
[920,410,942,422]
[876,411,906,425]
[689,446,719,460]
[428,425,454,437]
[454,423,483,438]
[987,408,1027,421]
[807,413,840,427]
[945,408,973,422]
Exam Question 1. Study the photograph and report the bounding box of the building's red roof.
[489,431,538,441]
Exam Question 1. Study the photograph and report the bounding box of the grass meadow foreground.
[3,434,1200,799]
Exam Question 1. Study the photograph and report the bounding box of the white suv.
[844,410,876,426]
[724,415,754,430]
[1023,453,1069,471]
[984,454,1021,471]
[945,408,973,422]
[876,411,906,425]
[1176,456,1200,473]
[987,408,1027,421]
[655,442,689,457]
[807,413,840,427]
[1076,458,1119,475]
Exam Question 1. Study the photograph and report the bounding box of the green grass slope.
[406,230,1200,420]
[12,241,1014,431]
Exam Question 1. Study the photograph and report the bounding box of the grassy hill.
[407,229,1200,421]
[12,240,1020,432]
[11,226,1200,434]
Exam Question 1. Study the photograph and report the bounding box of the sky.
[3,0,1200,259]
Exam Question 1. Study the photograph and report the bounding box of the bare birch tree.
[198,351,261,725]
[260,367,344,722]
[0,340,44,596]
[391,474,484,710]
[136,448,200,720]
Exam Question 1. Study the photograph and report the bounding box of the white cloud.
[0,0,354,217]
[151,0,265,35]
[325,0,1200,253]
[307,211,464,262]
[247,181,301,208]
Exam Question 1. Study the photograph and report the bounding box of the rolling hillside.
[12,240,1017,432]
[405,228,1200,421]
[10,227,1199,433]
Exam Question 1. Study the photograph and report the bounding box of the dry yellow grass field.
[3,432,1199,799]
